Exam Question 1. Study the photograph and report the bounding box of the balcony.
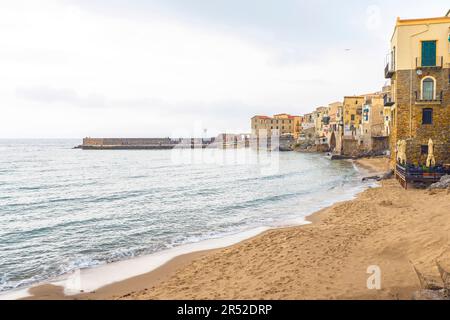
[415,91,443,104]
[416,56,443,69]
[385,62,395,78]
[384,52,395,79]
[383,94,395,107]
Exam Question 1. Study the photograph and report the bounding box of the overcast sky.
[1,1,449,138]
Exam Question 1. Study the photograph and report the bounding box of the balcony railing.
[385,62,395,78]
[415,91,443,103]
[384,51,395,79]
[383,93,395,106]
[416,56,443,69]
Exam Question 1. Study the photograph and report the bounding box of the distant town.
[80,10,450,189]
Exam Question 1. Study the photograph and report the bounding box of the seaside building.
[251,114,302,139]
[343,96,365,137]
[327,102,343,133]
[382,85,393,137]
[301,113,315,131]
[360,94,389,153]
[313,107,329,145]
[385,10,450,168]
[334,94,384,157]
[327,102,343,152]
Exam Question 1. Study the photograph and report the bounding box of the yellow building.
[328,101,343,133]
[313,107,329,140]
[385,10,450,168]
[251,114,302,139]
[343,96,365,136]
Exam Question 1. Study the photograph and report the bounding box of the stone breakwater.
[76,137,251,150]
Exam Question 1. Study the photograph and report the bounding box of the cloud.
[1,0,450,138]
[15,86,106,108]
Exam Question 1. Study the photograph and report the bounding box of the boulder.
[429,175,450,190]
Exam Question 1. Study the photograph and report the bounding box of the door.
[421,41,437,67]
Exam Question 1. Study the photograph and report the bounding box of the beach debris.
[412,289,448,300]
[410,252,450,300]
[411,263,442,291]
[437,261,450,296]
[362,175,382,182]
[362,170,394,182]
[428,175,450,190]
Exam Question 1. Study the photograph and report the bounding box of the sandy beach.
[23,157,450,300]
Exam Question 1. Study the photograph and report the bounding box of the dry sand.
[25,157,450,300]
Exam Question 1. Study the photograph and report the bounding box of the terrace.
[395,163,449,189]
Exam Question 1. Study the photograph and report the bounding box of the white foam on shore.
[0,288,31,300]
[0,226,272,299]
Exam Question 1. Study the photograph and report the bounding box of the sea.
[0,139,375,297]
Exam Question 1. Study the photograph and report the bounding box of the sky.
[0,0,449,138]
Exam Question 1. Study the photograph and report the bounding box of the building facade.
[327,102,343,133]
[343,96,365,137]
[313,106,329,144]
[360,94,389,153]
[251,114,302,139]
[385,11,450,167]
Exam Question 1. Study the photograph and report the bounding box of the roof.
[391,10,450,41]
[274,114,300,119]
[396,15,450,26]
[252,115,271,119]
[343,96,365,99]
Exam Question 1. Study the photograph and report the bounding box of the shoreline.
[108,157,449,300]
[3,156,383,300]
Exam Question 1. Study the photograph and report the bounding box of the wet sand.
[24,157,450,300]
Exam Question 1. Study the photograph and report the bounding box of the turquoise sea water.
[0,139,371,292]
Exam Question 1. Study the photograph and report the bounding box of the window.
[422,78,435,100]
[421,41,437,67]
[392,46,396,69]
[421,145,429,155]
[422,108,433,125]
[351,115,355,121]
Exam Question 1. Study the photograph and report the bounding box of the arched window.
[422,77,435,101]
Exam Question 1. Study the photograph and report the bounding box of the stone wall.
[391,68,450,167]
[83,138,173,146]
[371,137,389,153]
[341,138,362,157]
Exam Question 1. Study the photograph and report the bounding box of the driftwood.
[362,170,394,182]
[410,254,450,300]
[437,260,450,297]
[411,263,443,291]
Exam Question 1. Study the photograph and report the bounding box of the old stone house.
[385,10,450,168]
